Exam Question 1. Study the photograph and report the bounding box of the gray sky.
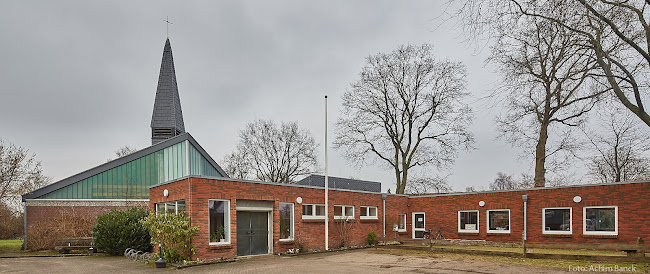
[0,0,531,192]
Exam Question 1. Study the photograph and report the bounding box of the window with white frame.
[360,206,378,219]
[334,205,354,219]
[209,199,230,244]
[155,200,186,215]
[584,206,617,235]
[279,203,294,241]
[487,209,510,233]
[398,214,407,232]
[302,204,326,219]
[458,210,479,233]
[543,208,571,234]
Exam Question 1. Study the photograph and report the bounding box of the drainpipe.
[382,194,387,238]
[23,201,27,250]
[522,194,528,255]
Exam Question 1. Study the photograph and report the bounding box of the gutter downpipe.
[382,194,387,238]
[522,194,528,256]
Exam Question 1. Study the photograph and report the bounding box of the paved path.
[0,249,572,274]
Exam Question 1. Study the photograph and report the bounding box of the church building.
[22,38,650,259]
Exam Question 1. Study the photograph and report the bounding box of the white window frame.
[398,214,407,232]
[542,207,572,235]
[360,206,378,219]
[487,209,511,233]
[301,204,326,219]
[208,199,231,245]
[279,202,294,241]
[458,210,479,233]
[334,205,355,220]
[583,206,618,236]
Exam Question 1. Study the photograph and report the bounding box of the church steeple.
[151,38,185,145]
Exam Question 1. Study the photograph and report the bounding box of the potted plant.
[216,225,226,242]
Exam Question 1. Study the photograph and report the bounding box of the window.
[487,209,510,233]
[584,206,617,235]
[543,208,571,234]
[334,205,354,219]
[360,206,378,219]
[209,200,230,244]
[155,200,186,215]
[279,203,294,241]
[302,204,326,219]
[458,211,479,233]
[398,214,407,232]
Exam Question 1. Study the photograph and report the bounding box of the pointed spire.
[151,38,185,145]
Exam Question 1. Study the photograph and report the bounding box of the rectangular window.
[487,209,510,233]
[543,208,571,234]
[279,203,294,241]
[360,206,378,219]
[398,214,406,232]
[155,200,186,215]
[584,206,617,235]
[458,210,479,233]
[209,199,230,244]
[302,204,326,219]
[334,205,354,219]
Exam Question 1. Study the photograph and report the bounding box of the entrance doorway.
[413,212,425,239]
[237,211,269,256]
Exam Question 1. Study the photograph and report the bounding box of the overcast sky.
[0,1,534,192]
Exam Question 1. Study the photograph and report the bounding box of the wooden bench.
[54,237,95,254]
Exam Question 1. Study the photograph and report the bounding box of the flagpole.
[324,95,329,251]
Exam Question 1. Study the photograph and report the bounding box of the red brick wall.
[409,182,650,244]
[149,178,407,260]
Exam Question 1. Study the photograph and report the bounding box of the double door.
[236,211,269,256]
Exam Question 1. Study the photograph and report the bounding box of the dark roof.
[22,132,228,200]
[151,38,185,144]
[295,175,381,193]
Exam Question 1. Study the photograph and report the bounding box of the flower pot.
[155,258,167,268]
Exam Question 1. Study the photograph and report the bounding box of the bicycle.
[434,227,446,240]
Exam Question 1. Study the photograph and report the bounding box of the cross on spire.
[163,16,173,38]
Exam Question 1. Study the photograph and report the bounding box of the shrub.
[366,231,378,246]
[93,208,151,255]
[26,207,95,251]
[140,212,199,263]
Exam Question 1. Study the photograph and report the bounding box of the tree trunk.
[534,123,549,187]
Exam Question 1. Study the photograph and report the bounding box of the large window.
[487,209,510,233]
[584,206,617,235]
[398,214,407,232]
[543,208,571,234]
[209,200,230,244]
[302,204,326,219]
[155,200,186,215]
[458,210,479,233]
[334,205,354,219]
[279,203,294,241]
[360,206,378,219]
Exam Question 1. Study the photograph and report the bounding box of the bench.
[54,237,95,254]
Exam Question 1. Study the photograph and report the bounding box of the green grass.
[375,248,650,272]
[0,239,23,253]
[430,244,626,257]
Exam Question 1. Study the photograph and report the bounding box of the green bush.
[140,212,199,263]
[92,208,151,255]
[367,231,378,246]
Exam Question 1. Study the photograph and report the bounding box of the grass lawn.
[0,239,23,253]
[430,244,626,257]
[375,248,650,272]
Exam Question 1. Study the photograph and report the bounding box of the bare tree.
[585,109,650,183]
[221,151,251,180]
[490,172,534,190]
[335,44,474,194]
[491,15,604,187]
[106,146,138,162]
[227,119,318,183]
[0,139,48,212]
[405,176,452,195]
[457,0,650,128]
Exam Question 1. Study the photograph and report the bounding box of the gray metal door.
[237,211,269,256]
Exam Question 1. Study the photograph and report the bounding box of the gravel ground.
[0,249,574,274]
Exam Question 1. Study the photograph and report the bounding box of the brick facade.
[149,178,650,260]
